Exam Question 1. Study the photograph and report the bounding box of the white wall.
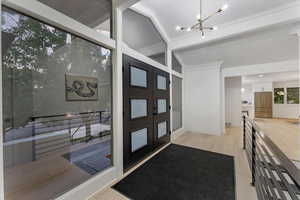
[253,81,273,92]
[184,65,222,135]
[225,77,242,127]
[273,80,300,119]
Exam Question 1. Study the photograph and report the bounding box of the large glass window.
[287,87,299,104]
[2,7,112,200]
[38,0,112,38]
[123,9,167,65]
[172,52,183,73]
[172,76,183,131]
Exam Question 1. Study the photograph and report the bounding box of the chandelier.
[176,0,229,38]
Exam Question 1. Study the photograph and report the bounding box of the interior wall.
[253,81,273,92]
[273,80,300,119]
[184,66,222,135]
[225,77,242,127]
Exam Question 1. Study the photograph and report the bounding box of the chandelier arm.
[203,26,214,30]
[191,23,201,29]
[202,9,223,22]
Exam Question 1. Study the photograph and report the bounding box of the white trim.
[3,0,116,50]
[172,70,184,79]
[0,2,4,199]
[56,167,118,200]
[186,61,224,72]
[167,47,173,140]
[171,128,185,141]
[131,4,170,43]
[117,0,140,11]
[170,1,300,50]
[222,60,299,77]
[123,44,170,73]
[112,6,124,179]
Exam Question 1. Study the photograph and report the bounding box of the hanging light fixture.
[176,0,228,38]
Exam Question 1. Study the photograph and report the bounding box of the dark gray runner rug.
[113,144,235,200]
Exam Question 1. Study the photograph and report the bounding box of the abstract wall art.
[65,74,98,101]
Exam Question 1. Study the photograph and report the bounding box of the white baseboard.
[171,128,185,141]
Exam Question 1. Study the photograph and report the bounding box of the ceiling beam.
[170,2,300,51]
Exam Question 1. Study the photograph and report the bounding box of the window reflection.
[2,7,112,200]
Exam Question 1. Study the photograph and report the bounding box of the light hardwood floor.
[89,127,257,200]
[255,118,300,161]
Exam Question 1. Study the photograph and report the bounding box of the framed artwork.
[65,74,98,101]
[287,87,299,104]
[274,88,284,104]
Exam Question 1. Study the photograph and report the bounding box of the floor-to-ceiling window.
[172,53,182,74]
[172,75,183,131]
[2,6,113,200]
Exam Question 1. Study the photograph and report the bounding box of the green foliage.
[274,88,284,104]
[287,87,299,104]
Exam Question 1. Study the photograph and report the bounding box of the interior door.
[123,55,170,169]
[255,92,273,118]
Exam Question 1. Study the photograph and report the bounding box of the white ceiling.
[242,71,299,85]
[175,23,299,67]
[138,0,297,39]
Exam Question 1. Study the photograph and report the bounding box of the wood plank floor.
[89,127,257,200]
[255,118,300,161]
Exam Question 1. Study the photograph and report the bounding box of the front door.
[123,55,170,170]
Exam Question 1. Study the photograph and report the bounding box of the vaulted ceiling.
[138,0,297,39]
[134,0,299,68]
[176,23,299,68]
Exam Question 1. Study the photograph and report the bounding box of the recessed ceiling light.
[241,88,245,92]
[258,74,264,78]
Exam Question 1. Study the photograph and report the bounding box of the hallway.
[89,128,257,200]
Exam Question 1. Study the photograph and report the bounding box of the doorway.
[123,55,170,170]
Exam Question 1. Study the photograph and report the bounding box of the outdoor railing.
[243,115,300,200]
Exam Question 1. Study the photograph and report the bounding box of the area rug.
[113,144,235,200]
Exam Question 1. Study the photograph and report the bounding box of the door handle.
[153,106,157,115]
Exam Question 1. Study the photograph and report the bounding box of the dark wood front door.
[123,55,170,170]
